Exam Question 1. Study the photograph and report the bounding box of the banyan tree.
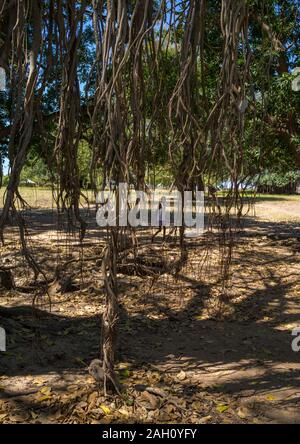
[0,0,298,393]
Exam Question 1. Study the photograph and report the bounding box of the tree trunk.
[101,229,119,393]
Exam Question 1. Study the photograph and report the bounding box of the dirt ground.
[0,193,300,424]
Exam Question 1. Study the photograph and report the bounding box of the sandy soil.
[0,195,300,424]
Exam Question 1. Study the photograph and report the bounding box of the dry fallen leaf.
[176,370,186,381]
[9,413,28,423]
[88,391,98,404]
[118,406,131,417]
[0,413,8,421]
[100,404,111,415]
[216,404,229,413]
[67,384,79,392]
[139,391,160,410]
[198,415,212,424]
[237,406,252,418]
[39,386,52,395]
[37,395,52,402]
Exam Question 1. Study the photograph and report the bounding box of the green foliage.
[2,0,300,189]
[260,170,300,188]
[20,140,92,188]
[21,154,51,185]
[77,141,92,187]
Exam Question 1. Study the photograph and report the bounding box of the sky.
[3,158,8,175]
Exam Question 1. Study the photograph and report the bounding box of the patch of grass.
[0,186,95,209]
